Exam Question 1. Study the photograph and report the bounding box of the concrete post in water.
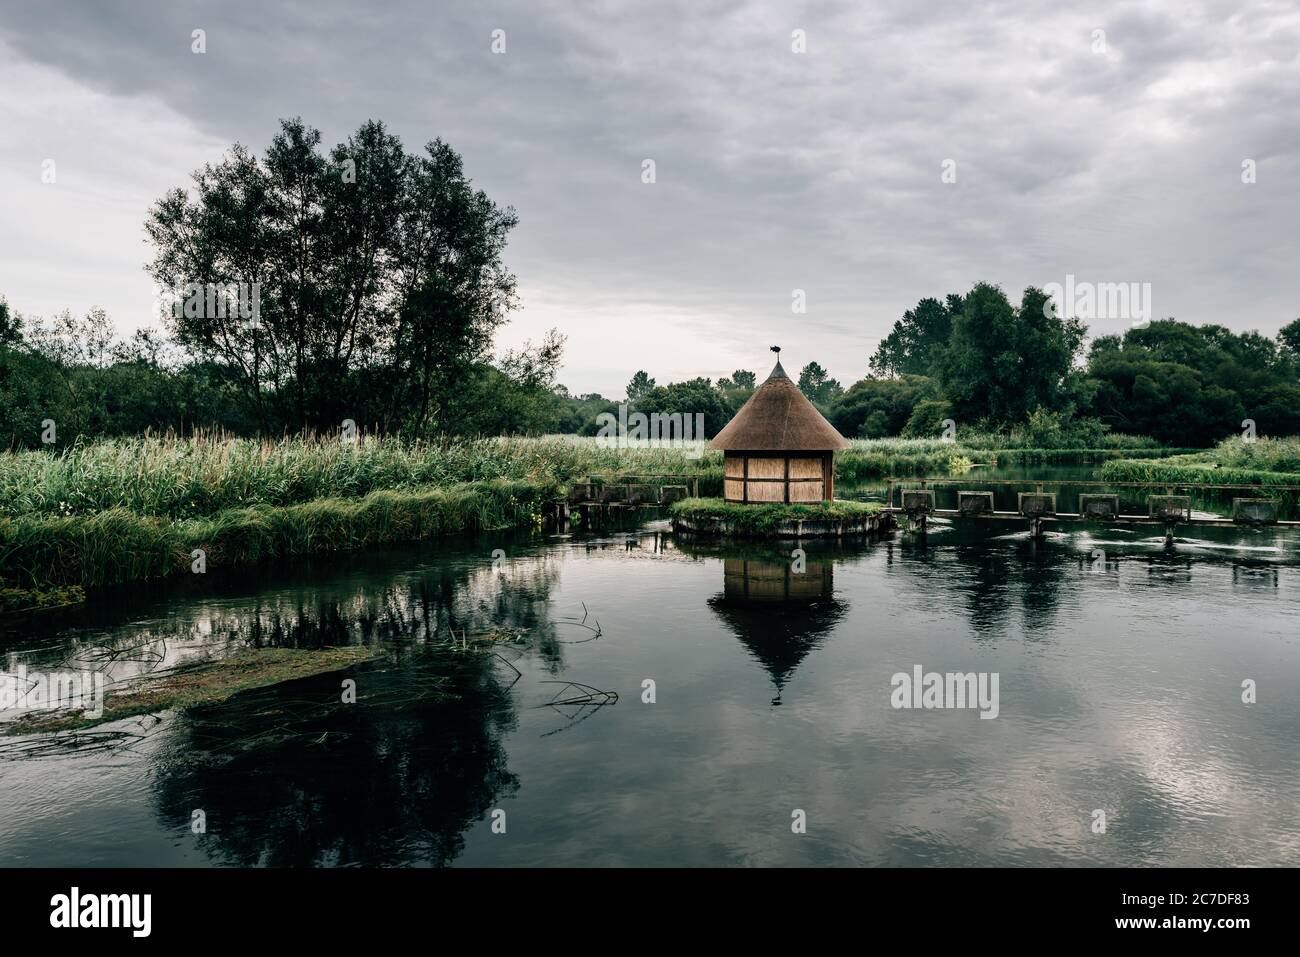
[901,488,935,535]
[1018,492,1056,538]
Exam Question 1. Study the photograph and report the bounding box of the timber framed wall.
[723,451,835,504]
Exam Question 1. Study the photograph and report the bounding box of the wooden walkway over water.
[548,472,1300,542]
[549,473,701,527]
[883,476,1300,541]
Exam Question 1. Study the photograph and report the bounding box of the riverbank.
[1,434,1179,520]
[1102,437,1300,487]
[0,433,1191,608]
[0,434,708,519]
[0,579,85,614]
[0,479,556,592]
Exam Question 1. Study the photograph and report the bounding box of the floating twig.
[490,652,522,691]
[536,680,618,708]
[535,680,618,737]
[554,602,603,644]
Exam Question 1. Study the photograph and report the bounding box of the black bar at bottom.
[0,866,1282,943]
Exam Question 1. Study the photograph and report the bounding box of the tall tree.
[1083,319,1300,442]
[828,374,936,438]
[934,283,1084,425]
[0,297,15,347]
[797,361,842,408]
[145,117,517,435]
[1278,318,1300,366]
[626,371,656,403]
[870,295,960,376]
[634,378,731,437]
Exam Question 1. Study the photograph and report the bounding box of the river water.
[2,474,1299,867]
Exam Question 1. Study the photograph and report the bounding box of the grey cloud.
[1,0,1297,396]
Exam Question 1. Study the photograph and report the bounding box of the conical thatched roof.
[709,360,850,451]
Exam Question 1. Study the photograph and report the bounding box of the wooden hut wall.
[723,452,832,503]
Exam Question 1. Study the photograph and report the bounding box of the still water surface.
[2,493,1299,866]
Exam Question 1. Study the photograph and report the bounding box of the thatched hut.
[708,354,850,503]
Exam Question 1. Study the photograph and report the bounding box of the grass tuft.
[670,496,881,535]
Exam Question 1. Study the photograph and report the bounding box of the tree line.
[2,117,1296,450]
[598,285,1300,448]
[851,283,1300,446]
[1,118,572,448]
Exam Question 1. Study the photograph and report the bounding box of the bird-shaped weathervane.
[770,345,781,356]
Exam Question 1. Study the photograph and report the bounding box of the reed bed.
[1199,436,1300,474]
[837,439,1172,480]
[1101,437,1300,488]
[839,441,972,481]
[951,430,1161,452]
[0,432,1206,602]
[0,434,720,519]
[0,479,555,588]
[0,433,1178,524]
[1101,459,1300,488]
[0,434,994,520]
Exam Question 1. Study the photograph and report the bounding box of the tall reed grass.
[1102,437,1300,487]
[0,433,720,519]
[0,434,997,519]
[951,430,1161,452]
[1198,436,1300,474]
[839,440,972,481]
[0,478,555,588]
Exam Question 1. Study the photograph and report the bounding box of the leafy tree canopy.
[146,117,521,436]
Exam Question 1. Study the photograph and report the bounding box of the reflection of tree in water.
[4,551,569,712]
[153,651,519,866]
[961,547,1017,639]
[236,553,566,657]
[893,528,1068,639]
[141,547,571,866]
[411,557,569,673]
[897,535,1018,639]
[704,553,846,705]
[1144,549,1194,582]
[1016,536,1071,636]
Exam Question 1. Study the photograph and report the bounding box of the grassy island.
[669,497,886,538]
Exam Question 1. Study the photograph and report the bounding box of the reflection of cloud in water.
[732,639,1300,866]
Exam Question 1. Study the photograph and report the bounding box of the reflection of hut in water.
[709,351,851,504]
[722,556,832,602]
[707,555,844,705]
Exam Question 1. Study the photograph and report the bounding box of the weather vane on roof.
[770,345,780,355]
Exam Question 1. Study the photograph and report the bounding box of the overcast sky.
[1,0,1298,396]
